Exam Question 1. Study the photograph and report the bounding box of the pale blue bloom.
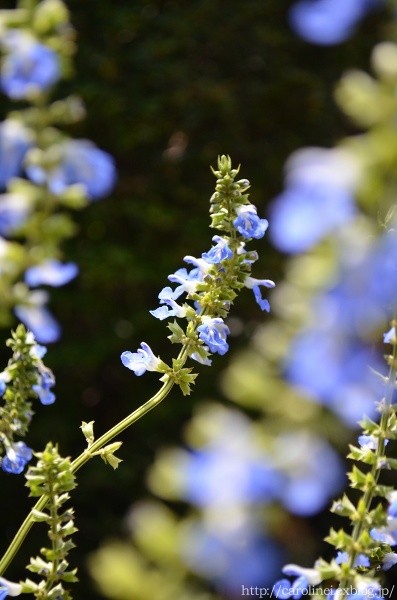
[14,302,61,344]
[121,342,161,376]
[150,286,188,320]
[371,494,397,545]
[274,564,322,599]
[24,259,78,287]
[0,31,60,98]
[0,381,5,396]
[269,147,358,253]
[383,552,397,571]
[233,204,268,239]
[197,317,229,355]
[0,577,22,598]
[289,0,381,46]
[0,120,32,188]
[201,235,232,264]
[26,139,116,200]
[167,267,204,299]
[384,326,396,344]
[358,434,387,451]
[244,276,275,312]
[335,551,369,567]
[2,441,32,474]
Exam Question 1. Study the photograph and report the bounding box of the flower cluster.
[0,0,116,343]
[121,156,274,390]
[0,324,55,474]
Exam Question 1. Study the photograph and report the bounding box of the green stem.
[0,377,174,576]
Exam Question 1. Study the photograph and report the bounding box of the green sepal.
[387,457,397,469]
[80,421,95,446]
[21,579,40,593]
[358,415,381,434]
[31,509,51,522]
[167,320,185,344]
[373,483,394,498]
[315,557,341,580]
[330,494,358,518]
[348,444,377,465]
[93,442,123,470]
[324,528,353,549]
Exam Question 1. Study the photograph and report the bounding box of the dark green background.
[0,1,388,598]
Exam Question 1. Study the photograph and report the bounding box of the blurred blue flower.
[26,140,116,200]
[32,365,56,405]
[197,317,229,355]
[335,551,370,567]
[0,381,5,396]
[14,297,61,344]
[24,259,78,288]
[383,552,397,571]
[1,441,32,474]
[269,147,358,254]
[289,0,381,46]
[0,577,21,599]
[181,519,284,592]
[285,326,384,425]
[201,235,232,264]
[274,432,345,516]
[0,193,31,235]
[121,342,161,376]
[0,119,32,188]
[0,31,60,99]
[233,204,268,239]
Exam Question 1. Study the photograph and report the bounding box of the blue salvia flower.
[201,235,233,263]
[150,286,188,321]
[0,119,32,188]
[121,342,162,376]
[0,381,5,396]
[197,317,229,355]
[382,552,397,571]
[233,204,269,239]
[1,441,33,474]
[167,266,205,299]
[243,276,275,311]
[289,0,381,46]
[335,551,370,567]
[0,576,21,599]
[274,564,322,599]
[24,259,79,287]
[26,139,116,200]
[32,367,56,406]
[0,31,60,99]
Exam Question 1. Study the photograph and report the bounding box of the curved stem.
[0,377,174,575]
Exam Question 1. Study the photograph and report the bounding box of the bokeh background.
[0,1,392,599]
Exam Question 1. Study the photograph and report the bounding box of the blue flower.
[167,266,205,299]
[121,342,161,376]
[181,519,284,591]
[0,119,32,189]
[0,381,5,396]
[233,204,269,239]
[24,259,78,287]
[244,276,275,311]
[150,286,188,320]
[274,564,322,599]
[0,32,60,99]
[0,577,22,598]
[382,552,397,571]
[289,0,381,46]
[384,326,396,344]
[32,365,56,405]
[0,193,31,235]
[197,317,229,355]
[335,551,370,567]
[269,147,358,253]
[14,301,61,344]
[201,235,233,264]
[2,441,32,474]
[26,139,116,200]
